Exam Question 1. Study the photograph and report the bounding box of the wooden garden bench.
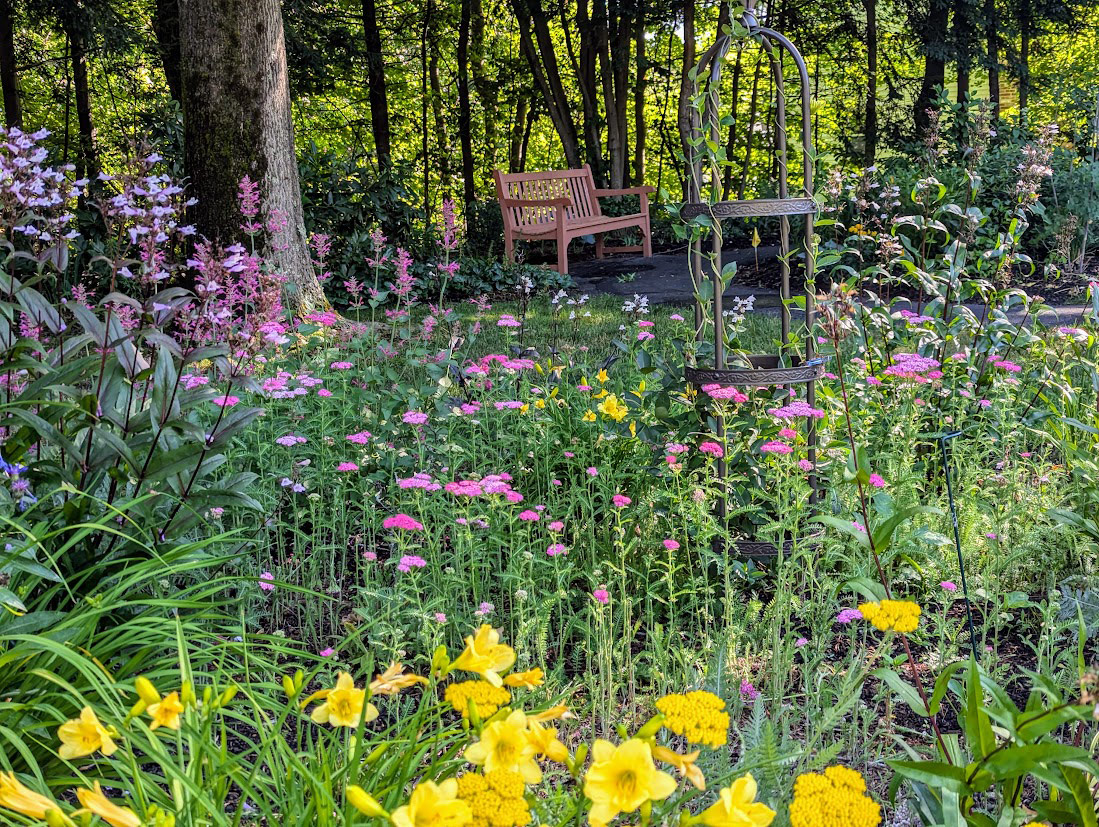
[493,165,654,275]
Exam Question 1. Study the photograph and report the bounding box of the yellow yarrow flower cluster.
[445,680,512,719]
[456,770,532,827]
[788,766,881,827]
[656,690,729,748]
[858,600,921,633]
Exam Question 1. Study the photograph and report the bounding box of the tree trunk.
[361,0,392,170]
[721,47,742,200]
[519,98,536,172]
[179,0,322,316]
[458,0,475,214]
[1018,0,1031,114]
[632,9,646,185]
[512,0,583,168]
[595,0,623,187]
[469,0,497,173]
[677,0,695,197]
[0,0,22,127]
[428,31,453,198]
[914,0,949,135]
[509,90,529,172]
[864,0,878,163]
[65,12,97,183]
[574,0,606,181]
[152,0,183,101]
[953,0,973,102]
[985,0,999,115]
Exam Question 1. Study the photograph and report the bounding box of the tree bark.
[152,0,183,101]
[509,89,529,172]
[864,0,878,163]
[632,8,646,185]
[179,0,322,316]
[458,0,475,213]
[677,0,695,197]
[0,0,22,127]
[361,0,392,170]
[512,0,583,168]
[428,30,453,197]
[721,47,742,200]
[953,0,973,101]
[985,0,999,115]
[64,11,97,183]
[469,0,497,173]
[574,0,605,181]
[914,0,950,135]
[1018,0,1031,114]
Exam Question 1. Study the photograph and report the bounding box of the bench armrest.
[593,186,656,197]
[501,196,573,208]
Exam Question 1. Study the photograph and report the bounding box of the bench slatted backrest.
[495,166,601,231]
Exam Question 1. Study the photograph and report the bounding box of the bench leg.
[556,222,569,275]
[503,230,515,264]
[594,233,605,259]
[642,217,653,258]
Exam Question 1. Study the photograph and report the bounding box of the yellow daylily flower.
[75,782,141,827]
[696,774,776,826]
[464,709,542,783]
[148,692,184,731]
[370,662,428,696]
[583,738,677,827]
[0,771,58,820]
[596,369,609,383]
[308,672,379,728]
[535,398,546,409]
[582,410,597,422]
[598,394,628,422]
[653,744,706,790]
[530,703,571,722]
[390,779,471,827]
[449,625,516,687]
[57,706,118,760]
[503,668,544,689]
[526,718,570,763]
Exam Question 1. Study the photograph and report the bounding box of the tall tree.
[952,0,978,100]
[151,0,182,101]
[914,0,950,134]
[179,0,323,315]
[361,0,392,171]
[632,7,647,184]
[512,0,583,167]
[864,0,878,162]
[985,0,1000,114]
[677,0,695,196]
[0,0,21,127]
[458,0,476,212]
[61,4,97,183]
[469,0,498,175]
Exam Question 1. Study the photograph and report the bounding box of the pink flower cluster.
[882,352,942,382]
[398,472,441,491]
[760,440,792,455]
[444,473,523,502]
[346,430,372,444]
[384,513,424,531]
[276,434,308,447]
[699,441,724,458]
[397,554,427,572]
[767,400,825,419]
[701,384,749,403]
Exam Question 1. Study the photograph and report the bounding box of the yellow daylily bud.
[535,362,544,375]
[134,677,161,706]
[218,685,239,708]
[282,675,298,699]
[364,743,389,764]
[202,686,213,706]
[127,700,148,719]
[294,669,305,691]
[346,785,388,817]
[45,809,76,827]
[431,644,451,676]
[635,713,665,739]
[181,682,195,707]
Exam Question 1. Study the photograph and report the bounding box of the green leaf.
[982,744,1094,781]
[964,659,997,760]
[872,667,928,717]
[887,760,974,795]
[812,515,870,548]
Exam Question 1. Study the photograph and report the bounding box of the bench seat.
[493,165,653,275]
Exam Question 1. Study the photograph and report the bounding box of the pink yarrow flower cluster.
[701,383,749,403]
[397,554,427,572]
[384,513,424,531]
[882,352,942,382]
[767,400,824,419]
[398,472,441,491]
[444,473,523,502]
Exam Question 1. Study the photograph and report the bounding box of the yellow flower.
[464,710,542,783]
[584,738,677,827]
[526,718,570,763]
[134,677,161,706]
[370,662,428,696]
[656,691,729,747]
[75,782,141,827]
[308,672,378,728]
[444,680,511,719]
[788,766,881,827]
[0,771,58,820]
[347,785,388,817]
[652,744,706,790]
[582,410,597,422]
[450,625,516,687]
[530,703,571,722]
[148,691,184,731]
[598,394,628,422]
[503,668,544,689]
[456,770,530,827]
[696,775,775,826]
[58,706,118,759]
[534,399,546,409]
[391,778,471,827]
[858,600,921,633]
[596,369,609,383]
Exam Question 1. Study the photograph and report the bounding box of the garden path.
[569,247,1088,325]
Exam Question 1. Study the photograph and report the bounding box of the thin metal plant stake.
[939,430,980,661]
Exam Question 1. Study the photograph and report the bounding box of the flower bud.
[635,713,665,740]
[181,681,195,707]
[218,685,239,708]
[282,674,297,698]
[346,785,387,817]
[135,677,161,706]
